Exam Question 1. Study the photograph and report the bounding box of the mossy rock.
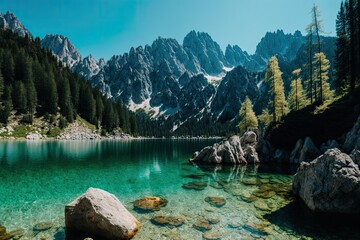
[33,222,53,231]
[203,230,222,240]
[133,196,168,212]
[239,192,257,202]
[252,190,275,199]
[193,218,212,232]
[242,178,258,185]
[205,196,226,207]
[151,215,184,227]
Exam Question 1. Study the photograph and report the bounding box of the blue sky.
[2,0,341,60]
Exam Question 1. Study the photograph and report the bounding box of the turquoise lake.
[0,139,359,240]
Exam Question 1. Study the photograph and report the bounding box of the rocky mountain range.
[2,11,337,133]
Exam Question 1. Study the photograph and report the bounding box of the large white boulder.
[293,148,360,213]
[65,188,140,239]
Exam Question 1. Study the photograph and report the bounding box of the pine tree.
[265,56,289,122]
[0,68,4,99]
[95,94,104,126]
[305,22,314,104]
[130,114,138,135]
[349,0,356,91]
[47,71,58,114]
[311,4,325,102]
[13,81,27,113]
[288,68,308,111]
[58,77,73,122]
[24,59,37,121]
[238,96,258,134]
[258,108,272,128]
[334,1,350,94]
[313,52,334,102]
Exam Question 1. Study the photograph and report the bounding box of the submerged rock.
[193,218,212,231]
[182,181,208,190]
[293,148,360,213]
[180,173,206,179]
[33,222,53,231]
[133,196,168,212]
[65,188,140,240]
[202,230,222,240]
[151,215,184,227]
[204,196,226,207]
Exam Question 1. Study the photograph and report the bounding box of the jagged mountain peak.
[183,30,228,75]
[41,34,82,68]
[255,29,305,60]
[0,11,32,38]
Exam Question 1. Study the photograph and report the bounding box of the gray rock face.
[183,31,228,75]
[0,11,32,38]
[320,139,339,153]
[293,148,360,213]
[211,66,259,122]
[350,149,360,166]
[65,188,140,239]
[41,34,82,68]
[290,139,303,163]
[73,55,103,80]
[298,137,321,163]
[343,115,360,153]
[190,132,260,164]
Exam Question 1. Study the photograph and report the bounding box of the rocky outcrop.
[57,132,101,140]
[41,34,82,68]
[292,148,360,213]
[190,135,246,164]
[320,139,339,153]
[0,11,32,38]
[65,188,140,240]
[343,115,360,153]
[190,132,260,164]
[290,137,321,164]
[350,149,360,166]
[26,133,42,140]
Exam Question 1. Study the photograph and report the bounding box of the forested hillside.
[0,29,140,136]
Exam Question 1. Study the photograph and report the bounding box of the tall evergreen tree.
[13,81,27,113]
[24,59,37,120]
[311,4,325,102]
[238,96,258,134]
[349,0,356,91]
[288,69,308,111]
[313,52,334,102]
[58,77,73,122]
[305,22,314,104]
[334,1,350,94]
[258,108,272,128]
[47,71,58,114]
[265,56,289,122]
[0,68,4,99]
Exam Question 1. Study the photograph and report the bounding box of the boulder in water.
[65,188,140,239]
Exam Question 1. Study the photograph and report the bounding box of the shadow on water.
[264,199,360,240]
